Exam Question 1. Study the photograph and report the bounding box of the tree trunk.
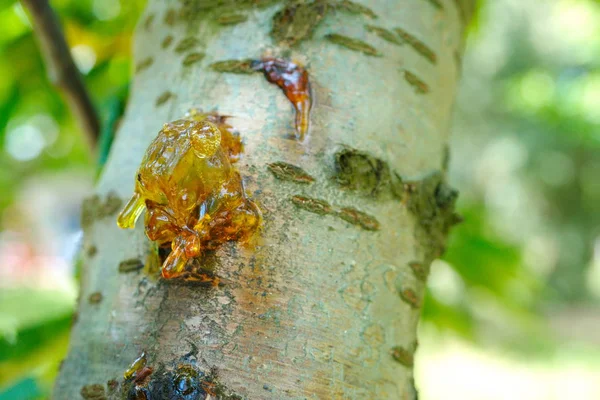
[54,1,474,398]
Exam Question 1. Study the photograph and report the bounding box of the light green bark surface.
[54,1,472,398]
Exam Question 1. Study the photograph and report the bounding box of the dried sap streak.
[117,111,260,279]
[255,58,311,140]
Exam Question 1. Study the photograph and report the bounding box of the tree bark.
[54,1,474,399]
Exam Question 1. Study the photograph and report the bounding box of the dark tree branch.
[21,0,100,151]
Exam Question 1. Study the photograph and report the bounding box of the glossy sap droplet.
[254,58,312,140]
[117,112,261,279]
[124,351,147,380]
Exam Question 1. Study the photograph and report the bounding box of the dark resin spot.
[173,365,206,398]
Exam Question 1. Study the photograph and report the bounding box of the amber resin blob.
[117,111,261,279]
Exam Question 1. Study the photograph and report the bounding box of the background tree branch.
[21,0,100,151]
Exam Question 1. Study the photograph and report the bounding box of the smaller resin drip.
[254,58,311,140]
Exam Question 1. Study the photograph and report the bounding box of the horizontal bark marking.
[136,57,154,73]
[267,161,315,184]
[119,258,144,273]
[390,346,414,367]
[155,91,175,107]
[325,33,381,56]
[365,24,403,45]
[290,195,380,231]
[395,27,437,64]
[403,70,429,94]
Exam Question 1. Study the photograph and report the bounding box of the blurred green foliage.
[0,0,144,397]
[0,0,599,398]
[424,0,600,353]
[0,0,143,215]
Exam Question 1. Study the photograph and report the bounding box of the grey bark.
[54,0,473,399]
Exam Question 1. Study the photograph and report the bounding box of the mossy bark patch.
[176,0,379,48]
[81,192,123,230]
[210,59,258,74]
[333,147,403,198]
[404,171,461,263]
[267,162,314,183]
[271,0,330,46]
[325,33,380,56]
[175,0,283,32]
[80,383,106,400]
